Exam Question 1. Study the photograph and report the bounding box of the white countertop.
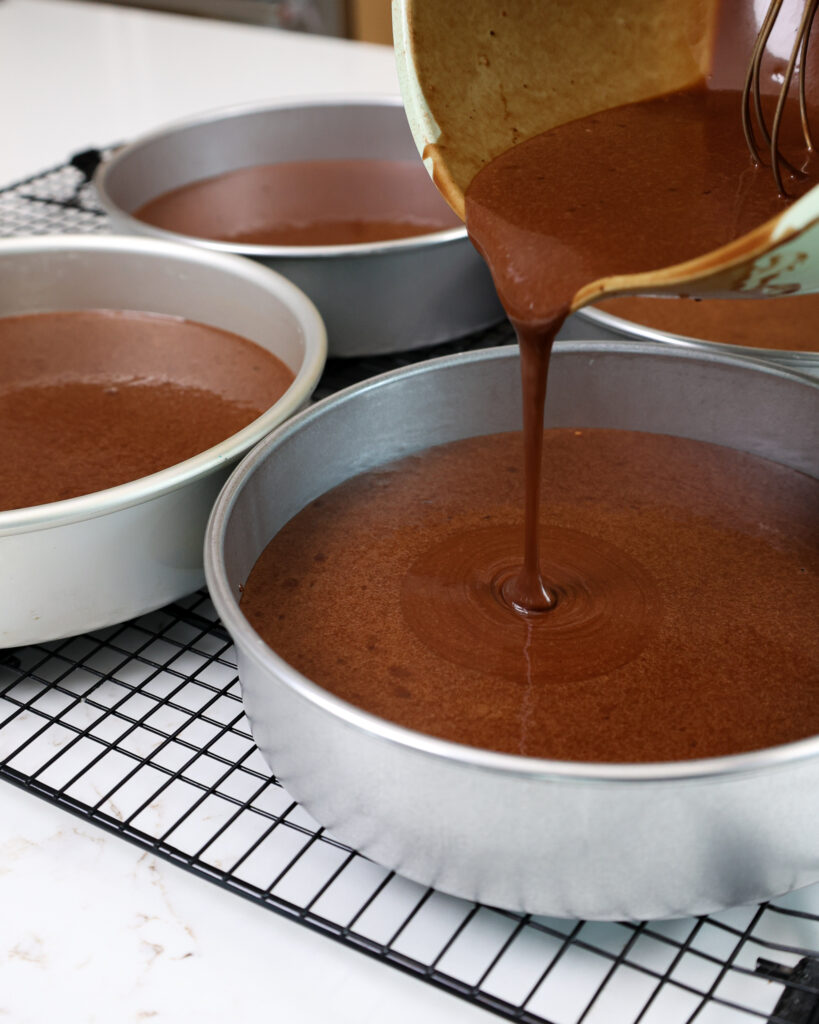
[0,0,398,188]
[0,3,483,1020]
[1,780,489,1024]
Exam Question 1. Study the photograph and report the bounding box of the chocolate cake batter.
[464,84,818,610]
[596,294,819,352]
[0,310,293,510]
[242,79,819,760]
[134,159,462,245]
[242,429,819,762]
[465,88,816,330]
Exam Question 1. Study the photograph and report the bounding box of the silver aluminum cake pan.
[205,341,819,921]
[0,234,326,649]
[557,304,819,376]
[95,97,504,358]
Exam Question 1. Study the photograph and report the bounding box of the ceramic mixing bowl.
[394,0,819,305]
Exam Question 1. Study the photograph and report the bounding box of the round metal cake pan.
[205,341,819,921]
[557,305,819,376]
[0,234,326,649]
[95,97,504,358]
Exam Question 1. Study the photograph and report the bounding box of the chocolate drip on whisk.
[742,0,819,194]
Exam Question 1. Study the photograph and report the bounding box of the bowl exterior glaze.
[95,98,504,357]
[0,235,326,648]
[205,342,819,920]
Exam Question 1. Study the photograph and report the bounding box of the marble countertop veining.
[0,782,484,1023]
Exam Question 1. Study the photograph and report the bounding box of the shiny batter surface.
[465,87,813,330]
[134,159,462,245]
[0,310,294,510]
[597,294,819,352]
[243,68,819,765]
[241,429,819,763]
[464,85,818,611]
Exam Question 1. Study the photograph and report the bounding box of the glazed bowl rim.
[0,233,327,535]
[94,94,468,259]
[205,339,819,786]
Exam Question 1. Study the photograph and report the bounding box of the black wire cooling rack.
[1,154,818,1024]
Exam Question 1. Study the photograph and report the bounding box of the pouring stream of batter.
[464,84,818,612]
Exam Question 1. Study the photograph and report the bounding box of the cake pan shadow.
[95,97,504,358]
[0,235,326,649]
[205,341,819,921]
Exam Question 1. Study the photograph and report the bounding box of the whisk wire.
[799,0,819,149]
[758,0,782,152]
[742,0,816,194]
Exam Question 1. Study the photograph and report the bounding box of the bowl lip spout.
[0,233,327,536]
[205,339,819,788]
[94,94,469,260]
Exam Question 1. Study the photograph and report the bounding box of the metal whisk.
[742,0,819,194]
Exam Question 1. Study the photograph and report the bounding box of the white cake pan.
[0,235,326,648]
[95,97,504,357]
